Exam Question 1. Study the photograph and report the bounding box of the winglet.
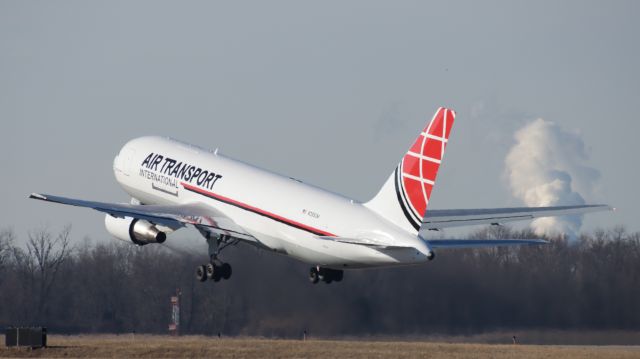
[29,193,47,200]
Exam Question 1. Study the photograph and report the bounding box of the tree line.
[0,225,639,336]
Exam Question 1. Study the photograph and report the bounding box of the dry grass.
[1,335,640,358]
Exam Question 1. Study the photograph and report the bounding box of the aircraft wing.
[421,204,612,231]
[29,193,254,240]
[426,238,548,249]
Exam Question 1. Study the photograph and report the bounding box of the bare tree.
[0,228,15,273]
[2,225,640,335]
[25,225,73,321]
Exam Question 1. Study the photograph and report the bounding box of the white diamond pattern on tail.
[441,110,447,171]
[421,133,448,142]
[406,151,441,164]
[402,173,435,185]
[418,111,436,208]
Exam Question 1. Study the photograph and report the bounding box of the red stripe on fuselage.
[180,182,336,237]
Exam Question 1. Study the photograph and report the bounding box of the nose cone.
[113,143,137,178]
[113,154,121,171]
[113,153,126,176]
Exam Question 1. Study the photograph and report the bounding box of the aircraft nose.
[113,154,123,172]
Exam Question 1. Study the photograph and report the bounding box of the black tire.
[309,267,319,284]
[321,269,333,283]
[334,270,344,282]
[221,263,232,280]
[196,265,207,282]
[206,263,216,280]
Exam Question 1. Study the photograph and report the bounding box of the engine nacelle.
[104,215,166,245]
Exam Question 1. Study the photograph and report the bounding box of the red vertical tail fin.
[366,107,455,233]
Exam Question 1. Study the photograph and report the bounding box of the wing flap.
[421,204,612,230]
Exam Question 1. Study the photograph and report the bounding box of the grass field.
[2,335,640,358]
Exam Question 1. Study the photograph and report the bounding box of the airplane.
[30,107,611,284]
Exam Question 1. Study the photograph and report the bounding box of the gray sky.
[1,1,638,243]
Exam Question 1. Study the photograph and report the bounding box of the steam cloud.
[504,118,600,237]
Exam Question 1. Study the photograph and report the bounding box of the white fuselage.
[113,136,430,269]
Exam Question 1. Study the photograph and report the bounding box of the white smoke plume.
[505,119,600,238]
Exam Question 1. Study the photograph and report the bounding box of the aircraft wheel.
[309,267,319,284]
[334,270,344,282]
[206,263,216,280]
[196,265,207,282]
[213,271,222,282]
[321,269,333,284]
[221,263,232,280]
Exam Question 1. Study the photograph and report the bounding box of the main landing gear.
[195,234,235,283]
[309,266,343,284]
[196,261,232,282]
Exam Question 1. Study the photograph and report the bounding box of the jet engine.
[104,215,166,245]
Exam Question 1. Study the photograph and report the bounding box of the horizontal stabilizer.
[421,204,612,230]
[426,238,548,249]
[318,236,412,249]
